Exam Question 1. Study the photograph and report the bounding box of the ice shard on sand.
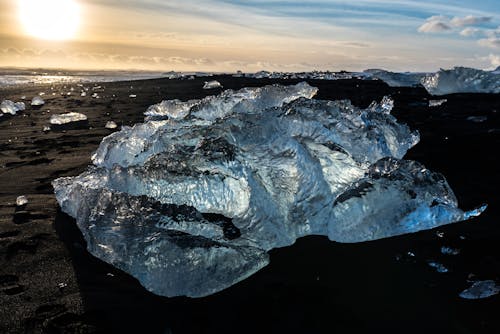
[53,82,485,297]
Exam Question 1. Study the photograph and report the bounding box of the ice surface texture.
[459,280,499,299]
[1,100,25,115]
[53,82,485,297]
[203,80,222,89]
[31,96,45,106]
[50,112,88,125]
[363,69,426,87]
[422,67,500,95]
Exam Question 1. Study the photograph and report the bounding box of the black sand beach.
[0,76,499,333]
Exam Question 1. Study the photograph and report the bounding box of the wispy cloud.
[460,27,483,36]
[450,15,492,27]
[418,16,452,33]
[479,38,500,49]
[418,14,494,34]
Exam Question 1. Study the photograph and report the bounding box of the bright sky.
[0,0,499,72]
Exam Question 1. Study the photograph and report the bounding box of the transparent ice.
[459,280,499,299]
[422,67,500,95]
[50,112,88,125]
[203,80,222,89]
[53,82,485,297]
[429,99,447,107]
[1,100,25,115]
[363,69,426,87]
[16,195,28,206]
[31,96,45,106]
[427,261,449,273]
[440,246,460,255]
[105,121,118,129]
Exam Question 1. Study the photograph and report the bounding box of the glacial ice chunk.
[441,246,460,255]
[427,261,448,273]
[422,67,500,95]
[459,280,499,299]
[429,99,447,107]
[16,195,28,206]
[1,100,25,115]
[363,69,426,87]
[203,80,222,89]
[105,121,118,129]
[53,83,484,298]
[50,112,88,125]
[31,96,45,106]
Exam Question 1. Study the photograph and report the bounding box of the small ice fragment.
[428,261,449,273]
[441,246,460,255]
[58,282,67,289]
[1,100,25,115]
[459,280,499,299]
[429,99,447,107]
[436,231,445,238]
[16,195,28,206]
[43,126,51,132]
[203,80,222,89]
[466,116,487,123]
[50,112,88,125]
[380,96,394,113]
[92,93,99,98]
[81,91,86,97]
[129,94,137,98]
[407,251,416,257]
[106,273,115,277]
[39,92,45,96]
[105,121,118,129]
[21,96,26,100]
[31,96,45,106]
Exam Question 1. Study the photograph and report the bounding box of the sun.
[18,0,81,41]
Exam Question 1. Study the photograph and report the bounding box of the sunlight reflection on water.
[0,72,170,87]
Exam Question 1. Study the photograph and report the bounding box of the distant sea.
[0,68,188,87]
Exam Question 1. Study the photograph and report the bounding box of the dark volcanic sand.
[0,76,499,334]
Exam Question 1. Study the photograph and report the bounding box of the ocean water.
[0,69,178,87]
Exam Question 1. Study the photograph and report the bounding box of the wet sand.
[0,76,499,333]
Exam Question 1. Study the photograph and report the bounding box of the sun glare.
[18,0,80,41]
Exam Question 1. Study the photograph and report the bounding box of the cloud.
[485,26,500,38]
[451,15,492,27]
[419,14,494,34]
[460,27,482,37]
[418,21,451,33]
[478,37,500,49]
[418,16,452,33]
[489,54,500,68]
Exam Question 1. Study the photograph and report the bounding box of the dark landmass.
[0,76,499,333]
